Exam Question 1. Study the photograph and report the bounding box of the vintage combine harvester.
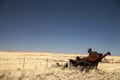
[63,48,111,72]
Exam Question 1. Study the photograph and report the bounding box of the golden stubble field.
[0,51,120,80]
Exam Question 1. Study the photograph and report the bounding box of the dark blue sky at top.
[0,0,120,55]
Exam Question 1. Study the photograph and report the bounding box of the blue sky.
[0,0,120,55]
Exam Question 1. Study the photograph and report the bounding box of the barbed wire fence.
[0,56,119,70]
[0,56,68,70]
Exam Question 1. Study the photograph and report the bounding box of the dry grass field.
[0,51,120,80]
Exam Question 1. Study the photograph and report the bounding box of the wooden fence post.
[46,58,48,69]
[68,60,70,70]
[23,57,25,69]
[7,58,9,69]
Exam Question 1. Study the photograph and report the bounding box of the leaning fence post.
[23,57,25,69]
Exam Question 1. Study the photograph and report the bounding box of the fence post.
[46,58,48,69]
[7,58,9,69]
[68,60,70,70]
[23,57,25,69]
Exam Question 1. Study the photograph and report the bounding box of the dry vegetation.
[0,51,120,80]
